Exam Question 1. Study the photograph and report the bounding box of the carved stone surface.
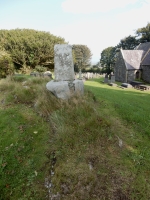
[46,44,84,100]
[54,44,75,81]
[46,80,70,100]
[46,80,84,100]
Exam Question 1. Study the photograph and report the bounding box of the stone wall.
[141,65,150,83]
[127,70,135,82]
[114,52,126,82]
[127,69,142,82]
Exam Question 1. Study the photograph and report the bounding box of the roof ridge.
[121,49,127,69]
[141,48,150,64]
[134,43,141,50]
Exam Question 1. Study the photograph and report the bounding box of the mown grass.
[0,75,150,199]
[85,78,150,135]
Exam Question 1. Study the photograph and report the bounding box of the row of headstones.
[104,74,115,83]
[75,72,101,80]
[30,71,100,80]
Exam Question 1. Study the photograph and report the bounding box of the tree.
[0,29,66,71]
[0,50,14,78]
[116,35,140,50]
[100,47,116,74]
[136,22,150,43]
[72,44,92,72]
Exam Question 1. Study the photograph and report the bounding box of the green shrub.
[19,65,31,74]
[35,65,46,73]
[0,50,14,78]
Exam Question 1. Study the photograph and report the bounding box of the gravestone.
[108,83,117,87]
[111,75,115,83]
[30,72,39,77]
[121,83,132,88]
[104,74,108,83]
[46,44,84,100]
[79,69,82,79]
[43,71,52,78]
[54,44,74,81]
[87,72,90,79]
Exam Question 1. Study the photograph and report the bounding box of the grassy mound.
[0,76,150,199]
[0,76,55,199]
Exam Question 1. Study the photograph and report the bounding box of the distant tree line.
[0,29,92,77]
[100,22,150,74]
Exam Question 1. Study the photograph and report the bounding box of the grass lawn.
[85,78,150,135]
[0,75,150,199]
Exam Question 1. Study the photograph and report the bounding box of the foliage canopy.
[116,35,140,50]
[100,47,116,74]
[72,44,92,72]
[0,29,66,70]
[0,50,14,78]
[136,22,150,43]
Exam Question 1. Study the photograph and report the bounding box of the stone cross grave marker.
[46,44,84,100]
[54,44,75,81]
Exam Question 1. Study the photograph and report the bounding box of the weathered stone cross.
[46,44,84,100]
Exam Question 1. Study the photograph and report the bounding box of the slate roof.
[121,49,144,70]
[135,42,150,58]
[135,42,150,51]
[141,49,150,65]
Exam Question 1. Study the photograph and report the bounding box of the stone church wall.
[141,66,150,83]
[115,52,126,82]
[127,70,135,82]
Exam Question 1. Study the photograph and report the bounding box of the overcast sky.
[0,0,150,63]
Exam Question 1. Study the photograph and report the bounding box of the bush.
[35,65,47,73]
[19,65,31,74]
[0,50,14,78]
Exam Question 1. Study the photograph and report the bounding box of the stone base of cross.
[46,79,84,100]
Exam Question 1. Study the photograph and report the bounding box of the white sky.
[0,0,150,63]
[62,0,138,13]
